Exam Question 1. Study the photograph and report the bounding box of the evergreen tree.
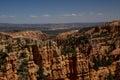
[107,72,114,80]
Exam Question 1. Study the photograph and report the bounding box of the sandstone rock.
[56,30,78,41]
[28,61,39,80]
[0,30,48,41]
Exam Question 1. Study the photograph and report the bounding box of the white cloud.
[0,15,7,18]
[63,13,78,17]
[29,15,39,18]
[42,14,50,17]
[29,14,51,18]
[63,13,83,17]
[97,13,103,16]
[88,12,104,16]
[63,14,71,17]
[71,13,77,16]
[0,15,16,18]
[9,16,16,18]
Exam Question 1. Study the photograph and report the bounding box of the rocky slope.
[0,30,48,40]
[86,20,120,34]
[56,30,79,40]
[0,20,120,80]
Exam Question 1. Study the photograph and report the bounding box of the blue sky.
[0,0,120,24]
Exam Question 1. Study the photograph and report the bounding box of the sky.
[0,0,120,24]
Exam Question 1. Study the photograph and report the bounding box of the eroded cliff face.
[56,30,79,41]
[50,53,91,80]
[86,20,120,34]
[0,53,18,80]
[0,20,120,80]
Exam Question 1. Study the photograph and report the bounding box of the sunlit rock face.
[49,53,92,80]
[0,53,18,80]
[115,60,120,80]
[0,20,120,80]
[56,30,79,41]
[28,61,39,80]
[0,30,48,41]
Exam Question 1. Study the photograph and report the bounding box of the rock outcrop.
[56,30,79,41]
[86,20,120,35]
[0,53,18,80]
[0,20,120,80]
[0,30,48,40]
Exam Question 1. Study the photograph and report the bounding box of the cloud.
[9,16,16,18]
[0,15,7,18]
[63,13,82,17]
[42,14,50,17]
[0,15,16,18]
[88,12,104,16]
[97,13,103,16]
[29,15,39,18]
[63,13,77,17]
[71,13,77,16]
[63,14,71,17]
[29,14,51,18]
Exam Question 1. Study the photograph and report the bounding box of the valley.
[0,20,120,80]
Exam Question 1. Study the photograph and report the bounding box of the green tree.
[37,65,50,80]
[0,52,7,65]
[5,44,13,52]
[93,57,99,71]
[107,72,114,80]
